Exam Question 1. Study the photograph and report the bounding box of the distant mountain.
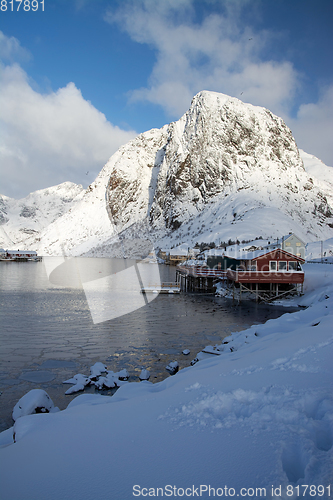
[2,91,333,257]
[0,182,84,249]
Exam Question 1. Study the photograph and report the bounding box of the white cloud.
[0,30,31,63]
[0,33,137,199]
[287,85,333,167]
[106,0,333,166]
[106,1,300,119]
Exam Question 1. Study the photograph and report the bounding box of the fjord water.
[0,258,292,431]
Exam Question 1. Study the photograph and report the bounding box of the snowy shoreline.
[0,263,332,500]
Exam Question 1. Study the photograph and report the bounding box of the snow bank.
[0,265,332,500]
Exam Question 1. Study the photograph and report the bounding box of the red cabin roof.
[241,248,305,264]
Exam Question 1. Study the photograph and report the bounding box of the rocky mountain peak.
[135,91,303,231]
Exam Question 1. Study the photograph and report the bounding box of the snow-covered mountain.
[2,91,333,256]
[0,182,84,249]
[299,149,333,190]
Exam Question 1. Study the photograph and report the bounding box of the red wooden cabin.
[227,249,305,301]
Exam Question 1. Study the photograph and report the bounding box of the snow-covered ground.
[0,264,332,500]
[306,238,333,263]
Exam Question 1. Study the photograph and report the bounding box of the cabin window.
[250,261,257,271]
[288,261,297,271]
[269,261,277,271]
[278,261,287,271]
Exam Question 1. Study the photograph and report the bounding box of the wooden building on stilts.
[176,265,228,293]
[227,248,305,302]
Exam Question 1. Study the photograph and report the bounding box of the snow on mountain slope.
[24,167,116,256]
[4,91,333,256]
[300,149,333,190]
[28,127,170,256]
[0,182,84,249]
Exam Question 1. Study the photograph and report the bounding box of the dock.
[141,282,180,294]
[176,266,227,293]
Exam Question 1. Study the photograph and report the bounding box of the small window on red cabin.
[288,261,297,271]
[278,261,287,271]
[269,261,277,271]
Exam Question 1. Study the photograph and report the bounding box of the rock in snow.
[62,363,130,393]
[139,369,150,381]
[3,91,332,256]
[12,389,56,421]
[116,369,129,381]
[89,362,107,380]
[93,373,118,390]
[166,361,179,375]
[63,374,91,395]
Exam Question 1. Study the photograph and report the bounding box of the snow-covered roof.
[169,248,189,256]
[240,248,305,261]
[237,249,267,260]
[198,245,307,262]
[162,245,199,256]
[205,248,227,257]
[204,247,305,261]
[7,249,37,255]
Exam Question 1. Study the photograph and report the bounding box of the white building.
[4,250,38,260]
[264,233,306,260]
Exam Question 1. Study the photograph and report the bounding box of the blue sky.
[0,0,332,198]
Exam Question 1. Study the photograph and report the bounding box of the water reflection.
[44,256,162,323]
[0,259,295,431]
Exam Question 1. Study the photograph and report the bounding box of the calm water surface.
[0,258,294,431]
